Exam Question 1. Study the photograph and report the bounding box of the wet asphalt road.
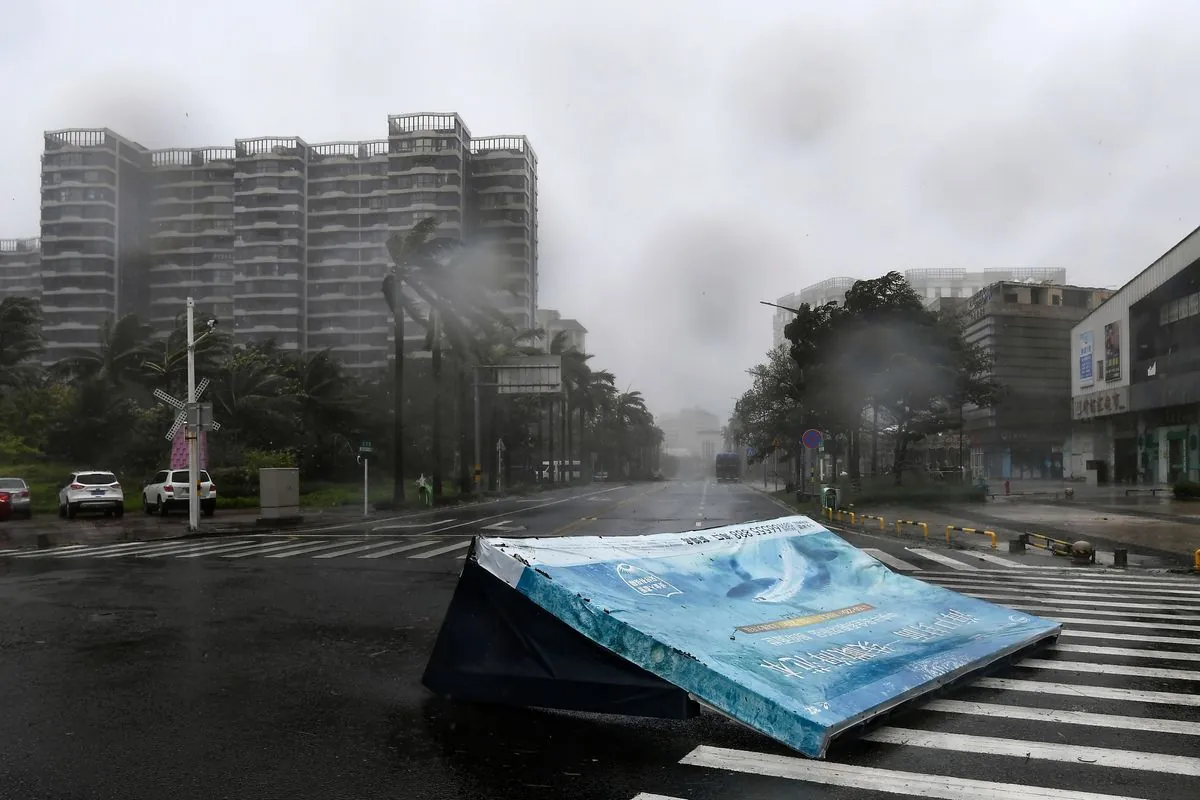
[1,479,1197,800]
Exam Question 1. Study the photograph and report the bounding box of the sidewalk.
[755,485,1196,569]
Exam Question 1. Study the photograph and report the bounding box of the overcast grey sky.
[3,0,1200,423]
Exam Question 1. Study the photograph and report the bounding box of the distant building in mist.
[534,308,587,353]
[658,407,723,462]
[771,269,1068,350]
[0,237,42,303]
[27,114,537,374]
[932,279,1112,481]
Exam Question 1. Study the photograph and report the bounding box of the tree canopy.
[732,271,999,484]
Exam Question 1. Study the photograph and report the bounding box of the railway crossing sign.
[154,382,221,470]
[155,380,221,440]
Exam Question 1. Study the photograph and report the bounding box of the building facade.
[30,114,538,374]
[1069,226,1200,485]
[950,281,1113,480]
[534,308,587,354]
[0,238,42,301]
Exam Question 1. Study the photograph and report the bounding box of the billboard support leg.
[422,555,700,720]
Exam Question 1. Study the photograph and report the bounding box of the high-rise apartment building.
[147,147,236,332]
[0,238,42,302]
[32,113,538,374]
[535,308,587,353]
[39,129,152,364]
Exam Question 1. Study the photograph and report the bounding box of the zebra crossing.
[0,535,476,563]
[859,545,1074,572]
[627,567,1200,800]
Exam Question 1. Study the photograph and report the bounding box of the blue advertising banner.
[475,516,1061,759]
[1079,330,1095,387]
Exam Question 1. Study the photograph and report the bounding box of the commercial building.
[1069,226,1200,485]
[534,308,587,353]
[939,281,1113,480]
[33,114,538,374]
[0,238,42,301]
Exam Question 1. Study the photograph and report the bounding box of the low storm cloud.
[3,0,1200,421]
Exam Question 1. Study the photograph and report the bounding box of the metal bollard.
[1113,548,1128,568]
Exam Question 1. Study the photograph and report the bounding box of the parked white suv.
[58,471,125,519]
[143,469,217,517]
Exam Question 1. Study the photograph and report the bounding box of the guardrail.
[894,519,929,539]
[945,524,997,550]
[1125,487,1167,497]
[858,514,886,531]
[1018,532,1096,563]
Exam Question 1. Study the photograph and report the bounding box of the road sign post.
[496,438,506,493]
[359,441,373,517]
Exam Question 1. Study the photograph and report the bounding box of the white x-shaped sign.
[155,379,221,440]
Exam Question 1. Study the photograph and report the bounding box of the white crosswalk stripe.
[628,567,1200,800]
[0,535,479,563]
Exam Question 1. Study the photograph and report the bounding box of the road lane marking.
[974,677,1200,706]
[930,580,1200,605]
[54,542,147,558]
[921,699,1200,736]
[861,726,1200,776]
[907,548,980,570]
[921,571,1200,588]
[222,540,320,558]
[371,485,628,537]
[311,540,405,559]
[12,545,89,558]
[359,540,440,559]
[138,540,257,557]
[862,548,922,571]
[546,484,669,537]
[681,744,1151,799]
[408,540,471,559]
[1018,657,1200,681]
[1051,643,1200,662]
[93,540,211,558]
[175,540,278,558]
[264,540,376,558]
[961,592,1198,613]
[963,551,1036,568]
[1061,629,1200,646]
[1002,604,1200,625]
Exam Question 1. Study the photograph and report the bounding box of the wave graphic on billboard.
[465,515,1061,758]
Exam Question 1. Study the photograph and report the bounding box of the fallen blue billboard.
[423,515,1061,758]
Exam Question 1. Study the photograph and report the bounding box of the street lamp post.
[184,297,219,532]
[185,298,200,531]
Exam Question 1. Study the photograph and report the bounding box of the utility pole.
[185,298,200,532]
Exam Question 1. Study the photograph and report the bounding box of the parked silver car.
[0,477,32,518]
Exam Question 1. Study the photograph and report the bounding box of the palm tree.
[54,313,153,388]
[208,355,295,449]
[382,216,441,504]
[0,297,43,395]
[140,313,231,393]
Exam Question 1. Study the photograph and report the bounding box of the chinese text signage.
[1072,386,1129,420]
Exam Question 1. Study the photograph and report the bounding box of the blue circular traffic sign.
[801,429,824,449]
